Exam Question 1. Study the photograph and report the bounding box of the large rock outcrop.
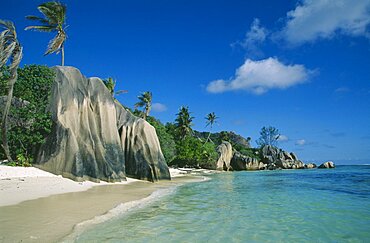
[231,151,266,171]
[261,145,305,169]
[318,161,335,169]
[36,66,170,182]
[115,101,170,181]
[216,141,233,171]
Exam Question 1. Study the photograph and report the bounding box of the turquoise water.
[75,166,370,242]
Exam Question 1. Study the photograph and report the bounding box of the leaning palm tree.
[25,1,67,66]
[134,91,152,120]
[205,112,218,143]
[0,20,23,162]
[175,106,194,140]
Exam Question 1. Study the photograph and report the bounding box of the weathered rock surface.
[115,101,170,181]
[36,66,170,182]
[305,163,317,169]
[318,161,335,169]
[0,96,31,127]
[216,141,233,171]
[261,145,305,169]
[231,151,266,171]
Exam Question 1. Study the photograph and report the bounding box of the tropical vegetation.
[25,1,67,66]
[134,91,152,120]
[0,65,54,165]
[256,126,280,148]
[174,106,193,140]
[0,20,23,162]
[205,112,218,143]
[0,0,282,170]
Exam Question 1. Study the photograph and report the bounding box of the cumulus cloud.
[278,135,289,142]
[296,139,306,146]
[206,58,313,94]
[280,0,370,45]
[151,103,167,112]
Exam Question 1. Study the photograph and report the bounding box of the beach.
[0,165,202,242]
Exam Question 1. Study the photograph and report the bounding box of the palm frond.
[25,15,50,25]
[44,31,65,55]
[0,20,15,32]
[25,25,56,32]
[0,42,16,66]
[38,4,59,25]
[38,1,67,26]
[115,90,128,95]
[135,101,145,108]
[9,46,23,70]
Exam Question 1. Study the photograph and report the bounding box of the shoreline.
[0,165,195,207]
[0,165,207,242]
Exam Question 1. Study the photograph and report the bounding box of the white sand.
[169,168,190,177]
[0,166,189,207]
[0,165,140,207]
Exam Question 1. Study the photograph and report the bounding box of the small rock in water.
[318,161,335,169]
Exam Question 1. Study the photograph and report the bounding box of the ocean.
[72,165,370,242]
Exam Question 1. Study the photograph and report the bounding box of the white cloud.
[278,135,289,142]
[280,0,370,45]
[206,57,313,94]
[151,103,167,112]
[296,139,306,146]
[239,18,268,54]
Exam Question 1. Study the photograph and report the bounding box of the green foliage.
[0,66,9,94]
[0,65,54,163]
[146,116,176,163]
[25,1,67,65]
[134,91,152,120]
[170,136,218,169]
[205,112,218,129]
[237,146,261,160]
[103,77,115,95]
[256,126,280,148]
[175,106,194,140]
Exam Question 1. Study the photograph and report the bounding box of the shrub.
[170,136,218,169]
[0,65,54,163]
[146,116,176,163]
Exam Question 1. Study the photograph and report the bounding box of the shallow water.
[75,166,370,242]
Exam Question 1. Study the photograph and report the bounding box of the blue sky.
[2,0,370,164]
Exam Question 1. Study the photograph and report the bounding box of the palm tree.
[205,112,218,143]
[0,20,23,162]
[103,77,115,95]
[175,106,194,140]
[25,1,67,66]
[134,91,152,120]
[103,77,128,97]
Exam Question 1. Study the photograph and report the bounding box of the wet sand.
[0,176,202,242]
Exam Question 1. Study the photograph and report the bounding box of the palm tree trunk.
[145,106,150,121]
[1,76,16,162]
[205,132,211,144]
[61,45,65,66]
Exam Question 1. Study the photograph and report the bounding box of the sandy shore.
[0,165,139,207]
[0,165,204,242]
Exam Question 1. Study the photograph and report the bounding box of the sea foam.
[62,186,178,242]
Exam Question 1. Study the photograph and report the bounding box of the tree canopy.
[0,20,23,162]
[256,126,280,148]
[135,91,152,120]
[25,1,67,66]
